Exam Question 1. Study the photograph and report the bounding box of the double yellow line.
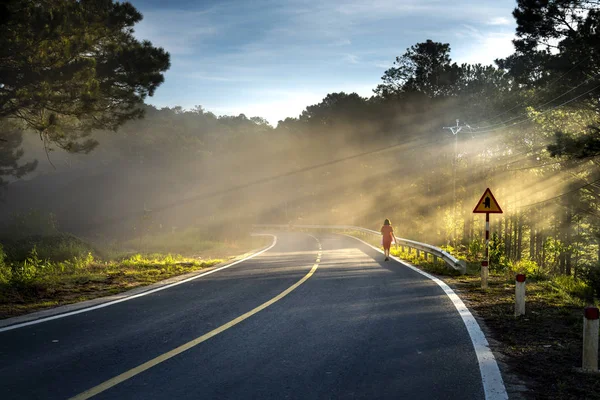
[71,250,322,400]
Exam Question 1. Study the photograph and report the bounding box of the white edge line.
[343,234,508,400]
[0,235,278,334]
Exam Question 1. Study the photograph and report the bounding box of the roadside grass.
[344,230,600,399]
[0,233,270,319]
[344,230,463,276]
[444,273,600,400]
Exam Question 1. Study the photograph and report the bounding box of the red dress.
[381,225,394,250]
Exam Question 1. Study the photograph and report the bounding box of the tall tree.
[299,92,369,126]
[374,40,463,99]
[498,0,600,159]
[0,0,171,153]
[0,122,37,187]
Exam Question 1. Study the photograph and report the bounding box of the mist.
[2,91,596,265]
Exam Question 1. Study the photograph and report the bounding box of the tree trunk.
[505,213,512,262]
[517,210,523,261]
[565,206,573,276]
[529,211,536,261]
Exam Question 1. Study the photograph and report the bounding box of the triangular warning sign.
[473,188,503,214]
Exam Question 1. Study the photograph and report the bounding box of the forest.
[1,0,600,290]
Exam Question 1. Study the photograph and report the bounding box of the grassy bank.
[445,274,600,400]
[0,232,270,319]
[345,230,600,399]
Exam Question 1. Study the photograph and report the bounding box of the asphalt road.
[0,232,486,400]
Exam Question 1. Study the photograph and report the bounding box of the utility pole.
[443,119,472,247]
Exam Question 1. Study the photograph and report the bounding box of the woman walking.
[380,219,397,261]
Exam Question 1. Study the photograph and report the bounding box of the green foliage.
[0,232,240,318]
[375,40,464,98]
[579,264,600,299]
[510,259,546,280]
[10,246,45,284]
[3,210,59,238]
[440,244,455,254]
[488,233,508,273]
[550,275,594,303]
[0,0,170,154]
[467,238,483,261]
[502,0,600,158]
[542,237,566,273]
[390,246,461,276]
[548,129,600,160]
[0,233,97,263]
[120,253,199,269]
[66,252,95,270]
[0,244,9,284]
[299,92,371,127]
[0,122,37,186]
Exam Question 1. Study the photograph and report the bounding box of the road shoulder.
[343,233,510,400]
[0,236,276,330]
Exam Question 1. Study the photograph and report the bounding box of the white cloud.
[330,39,352,46]
[182,73,249,82]
[137,0,520,122]
[374,61,393,69]
[344,54,360,64]
[453,25,515,65]
[487,16,512,26]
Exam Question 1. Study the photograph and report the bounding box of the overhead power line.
[474,71,600,131]
[79,133,458,230]
[472,82,600,135]
[520,177,600,208]
[471,55,592,128]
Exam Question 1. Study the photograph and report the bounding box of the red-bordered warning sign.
[473,188,503,214]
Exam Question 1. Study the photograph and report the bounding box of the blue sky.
[129,0,518,126]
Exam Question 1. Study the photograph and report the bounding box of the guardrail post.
[433,255,438,264]
[416,249,420,258]
[515,274,526,316]
[583,307,599,372]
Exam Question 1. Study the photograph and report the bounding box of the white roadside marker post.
[515,274,526,317]
[582,306,599,372]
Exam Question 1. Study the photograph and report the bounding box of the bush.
[64,252,94,271]
[0,244,10,283]
[0,234,97,263]
[1,210,59,239]
[467,238,483,261]
[510,259,546,280]
[488,233,508,272]
[551,275,593,302]
[580,263,600,299]
[10,246,46,285]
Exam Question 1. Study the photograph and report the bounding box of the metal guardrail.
[252,224,466,274]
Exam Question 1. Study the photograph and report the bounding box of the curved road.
[0,232,493,399]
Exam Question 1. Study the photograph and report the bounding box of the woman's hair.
[384,219,391,226]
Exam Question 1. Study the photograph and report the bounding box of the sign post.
[473,188,503,289]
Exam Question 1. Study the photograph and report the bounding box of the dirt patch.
[441,275,600,400]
